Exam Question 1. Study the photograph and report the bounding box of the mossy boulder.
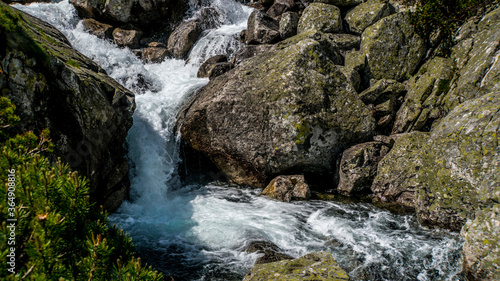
[297,3,343,34]
[177,31,375,188]
[444,7,500,111]
[279,11,299,39]
[0,3,135,211]
[372,91,500,232]
[246,10,281,44]
[345,0,391,34]
[360,12,426,81]
[393,56,455,133]
[461,205,500,281]
[315,0,364,6]
[243,252,349,281]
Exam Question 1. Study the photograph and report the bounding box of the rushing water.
[16,1,464,280]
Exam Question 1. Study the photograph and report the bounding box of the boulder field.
[177,0,500,279]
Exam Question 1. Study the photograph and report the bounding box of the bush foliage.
[0,97,162,280]
[410,0,499,40]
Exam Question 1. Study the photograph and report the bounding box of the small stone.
[113,28,143,48]
[261,175,311,202]
[81,19,113,39]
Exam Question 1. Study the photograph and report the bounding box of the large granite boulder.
[461,205,500,280]
[0,3,135,211]
[177,31,375,188]
[297,3,343,34]
[243,252,350,281]
[246,10,281,44]
[167,20,202,58]
[69,0,186,30]
[345,0,391,34]
[443,8,500,113]
[372,91,500,232]
[279,11,299,39]
[392,57,455,133]
[360,12,426,81]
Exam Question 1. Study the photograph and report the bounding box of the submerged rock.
[177,31,375,188]
[244,241,294,264]
[0,3,135,211]
[243,251,350,281]
[262,175,311,202]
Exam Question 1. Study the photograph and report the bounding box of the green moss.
[292,121,312,145]
[67,59,81,68]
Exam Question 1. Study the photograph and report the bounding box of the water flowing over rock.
[243,252,350,281]
[297,3,343,34]
[261,175,311,202]
[0,3,135,211]
[141,43,170,63]
[360,12,426,81]
[81,18,113,39]
[177,31,375,188]
[113,27,143,48]
[167,20,202,58]
[243,240,294,264]
[69,0,186,30]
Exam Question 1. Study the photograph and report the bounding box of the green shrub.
[410,0,499,41]
[0,98,162,280]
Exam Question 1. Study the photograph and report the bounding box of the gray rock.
[327,33,361,50]
[339,66,361,91]
[199,7,223,30]
[198,55,228,78]
[244,240,294,265]
[177,31,375,187]
[141,45,170,63]
[261,175,311,202]
[1,3,135,211]
[358,79,406,104]
[461,205,500,281]
[392,57,455,134]
[207,62,233,79]
[361,12,426,81]
[81,19,113,39]
[112,27,143,48]
[345,50,365,72]
[232,44,275,65]
[345,0,391,34]
[298,3,343,34]
[243,252,350,281]
[246,10,281,44]
[267,3,289,19]
[337,141,390,196]
[167,20,202,59]
[314,0,365,6]
[279,11,299,39]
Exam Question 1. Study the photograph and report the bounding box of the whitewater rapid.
[16,1,464,280]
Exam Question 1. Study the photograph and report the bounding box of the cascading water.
[16,1,464,280]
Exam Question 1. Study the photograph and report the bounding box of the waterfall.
[15,1,464,280]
